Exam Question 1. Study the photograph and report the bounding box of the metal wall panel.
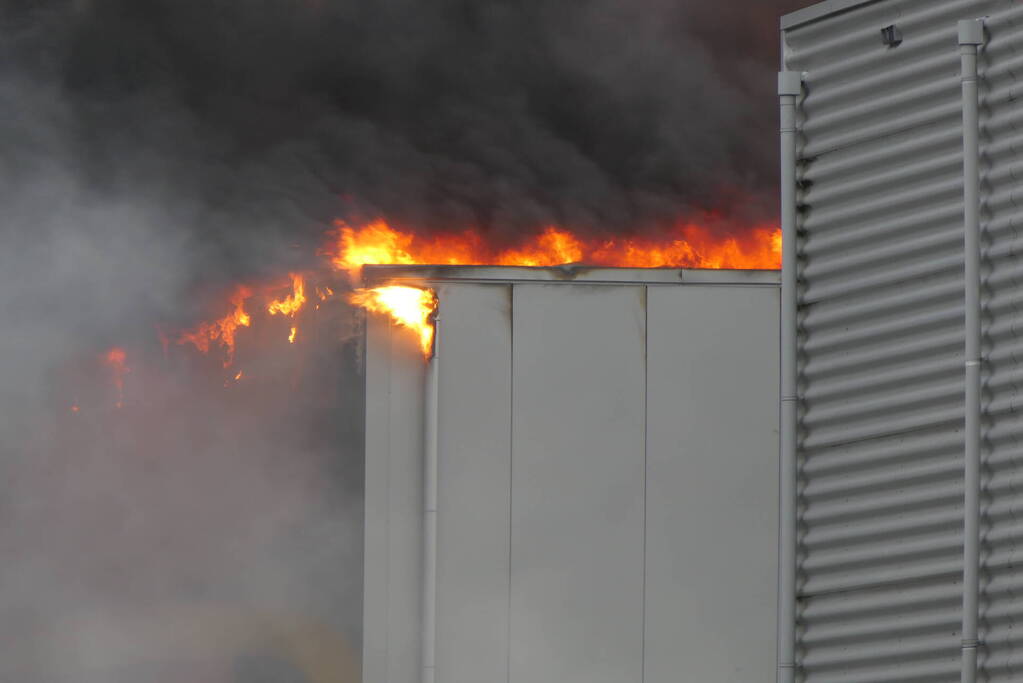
[644,285,780,682]
[508,284,647,683]
[363,306,427,683]
[975,6,1023,679]
[434,284,512,683]
[783,1,1013,680]
[362,311,392,683]
[362,268,781,683]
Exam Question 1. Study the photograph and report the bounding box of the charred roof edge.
[361,265,780,287]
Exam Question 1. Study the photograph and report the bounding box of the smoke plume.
[0,0,803,680]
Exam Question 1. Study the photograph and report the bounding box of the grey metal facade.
[782,1,1023,680]
[361,266,779,683]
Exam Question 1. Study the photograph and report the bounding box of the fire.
[349,286,438,356]
[314,286,333,310]
[178,286,253,367]
[268,273,307,317]
[104,347,129,408]
[333,220,416,276]
[223,370,245,388]
[157,217,777,373]
[267,273,307,343]
[496,227,584,266]
[331,219,780,276]
[589,225,783,269]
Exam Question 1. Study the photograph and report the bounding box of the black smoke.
[0,0,804,680]
[9,0,804,252]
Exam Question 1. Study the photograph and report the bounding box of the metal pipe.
[959,18,984,683]
[777,69,802,683]
[422,315,440,683]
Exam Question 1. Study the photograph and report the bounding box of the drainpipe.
[959,18,984,683]
[422,314,440,683]
[777,69,802,683]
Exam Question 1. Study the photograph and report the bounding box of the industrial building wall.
[362,274,779,683]
[782,1,1022,680]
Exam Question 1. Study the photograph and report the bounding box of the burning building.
[16,0,1023,678]
[1,0,805,681]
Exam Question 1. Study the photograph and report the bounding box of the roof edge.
[781,0,881,31]
[361,264,780,287]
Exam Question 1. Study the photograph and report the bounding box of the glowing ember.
[178,286,253,367]
[331,219,780,276]
[289,326,298,344]
[349,286,438,356]
[104,347,129,408]
[222,369,244,388]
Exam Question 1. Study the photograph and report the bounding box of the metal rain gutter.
[777,69,803,683]
[422,314,440,683]
[958,18,984,683]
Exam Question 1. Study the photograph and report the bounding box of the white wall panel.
[363,305,427,683]
[434,284,512,683]
[644,285,779,682]
[362,311,391,683]
[509,284,647,683]
[362,268,780,683]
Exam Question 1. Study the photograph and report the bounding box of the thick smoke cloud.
[1,0,803,680]
[14,0,803,249]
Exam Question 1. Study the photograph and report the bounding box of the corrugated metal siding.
[977,5,1023,680]
[784,1,1012,680]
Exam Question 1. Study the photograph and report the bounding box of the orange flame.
[333,220,416,276]
[178,286,253,367]
[268,273,306,344]
[223,369,244,388]
[496,227,584,266]
[104,347,129,408]
[169,217,778,370]
[331,219,780,276]
[349,286,438,356]
[268,273,307,317]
